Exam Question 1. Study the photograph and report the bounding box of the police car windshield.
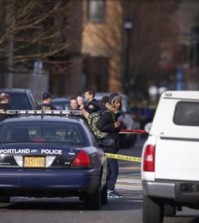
[0,122,89,146]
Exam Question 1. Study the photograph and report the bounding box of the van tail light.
[71,151,91,168]
[143,144,155,172]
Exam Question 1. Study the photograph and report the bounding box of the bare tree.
[125,1,180,98]
[0,0,82,88]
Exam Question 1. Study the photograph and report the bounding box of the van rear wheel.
[143,195,164,223]
[164,204,176,217]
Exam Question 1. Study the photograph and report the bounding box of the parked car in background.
[51,97,71,110]
[0,88,38,110]
[0,110,108,210]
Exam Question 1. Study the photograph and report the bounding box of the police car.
[0,110,108,210]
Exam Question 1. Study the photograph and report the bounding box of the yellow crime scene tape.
[104,129,145,162]
[105,153,141,163]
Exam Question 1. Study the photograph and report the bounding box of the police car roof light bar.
[0,110,83,116]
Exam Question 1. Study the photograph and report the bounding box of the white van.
[141,91,199,223]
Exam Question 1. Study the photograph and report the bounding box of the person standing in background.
[0,92,11,122]
[81,88,100,119]
[69,96,79,110]
[38,92,56,110]
[76,94,84,109]
[0,93,10,110]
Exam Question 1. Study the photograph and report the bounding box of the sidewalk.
[115,137,146,192]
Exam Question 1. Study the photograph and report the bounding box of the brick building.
[82,0,125,93]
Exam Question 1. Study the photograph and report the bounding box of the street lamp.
[123,19,133,96]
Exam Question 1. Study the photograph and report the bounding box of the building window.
[87,0,106,22]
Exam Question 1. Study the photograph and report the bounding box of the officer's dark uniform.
[38,103,56,110]
[38,92,56,111]
[84,99,100,114]
[0,103,11,122]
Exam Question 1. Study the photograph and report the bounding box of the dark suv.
[0,88,38,110]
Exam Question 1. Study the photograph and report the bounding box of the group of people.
[0,88,124,199]
[67,88,124,199]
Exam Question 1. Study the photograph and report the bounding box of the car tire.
[101,183,108,205]
[0,195,9,203]
[84,185,101,210]
[164,204,176,217]
[143,195,164,223]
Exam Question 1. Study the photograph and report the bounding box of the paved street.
[1,137,199,223]
[116,136,145,196]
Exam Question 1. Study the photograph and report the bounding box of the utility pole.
[5,0,14,88]
[123,19,133,96]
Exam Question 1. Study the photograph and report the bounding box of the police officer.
[69,96,79,110]
[81,88,100,118]
[0,92,10,122]
[38,92,56,110]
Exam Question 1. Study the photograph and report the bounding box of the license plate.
[24,157,45,168]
